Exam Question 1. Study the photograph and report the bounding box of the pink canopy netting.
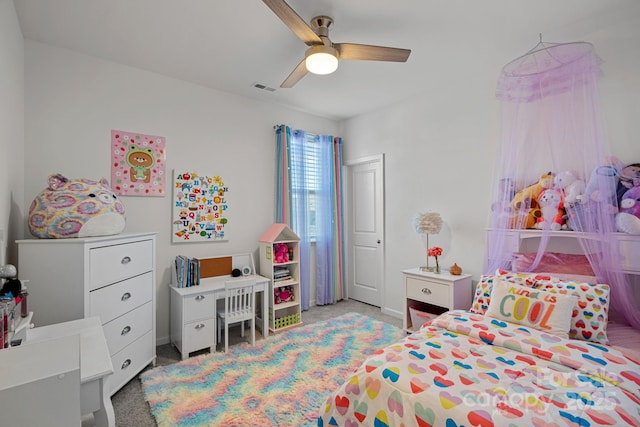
[485,40,640,328]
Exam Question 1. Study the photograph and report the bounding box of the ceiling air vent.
[251,82,276,92]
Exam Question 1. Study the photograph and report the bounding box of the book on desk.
[172,253,256,287]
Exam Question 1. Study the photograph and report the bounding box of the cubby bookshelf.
[259,223,302,332]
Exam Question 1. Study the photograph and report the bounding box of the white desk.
[171,274,269,360]
[26,317,115,427]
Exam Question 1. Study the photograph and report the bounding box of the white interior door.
[346,154,384,306]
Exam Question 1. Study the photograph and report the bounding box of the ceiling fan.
[262,0,411,88]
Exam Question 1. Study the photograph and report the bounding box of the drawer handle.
[195,323,205,329]
[121,256,132,264]
[195,295,205,301]
[421,287,432,295]
[121,359,131,370]
[121,325,131,335]
[121,292,132,301]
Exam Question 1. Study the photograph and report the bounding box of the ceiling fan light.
[305,45,338,75]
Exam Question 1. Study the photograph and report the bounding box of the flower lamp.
[412,212,443,272]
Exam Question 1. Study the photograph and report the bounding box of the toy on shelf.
[616,185,640,234]
[536,188,566,231]
[554,170,585,207]
[510,172,554,212]
[506,172,554,229]
[274,285,295,304]
[617,162,640,204]
[273,243,290,263]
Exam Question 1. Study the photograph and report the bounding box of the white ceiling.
[13,0,634,120]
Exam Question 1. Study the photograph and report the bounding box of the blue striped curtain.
[274,125,345,308]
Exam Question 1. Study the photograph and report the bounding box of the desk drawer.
[102,301,152,356]
[183,291,216,323]
[110,330,154,395]
[89,239,153,290]
[406,277,449,307]
[90,272,152,323]
[184,318,216,354]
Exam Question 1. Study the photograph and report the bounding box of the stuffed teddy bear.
[273,243,290,263]
[554,170,585,207]
[536,188,566,231]
[28,173,126,238]
[616,185,640,234]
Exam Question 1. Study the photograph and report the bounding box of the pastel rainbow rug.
[140,312,404,427]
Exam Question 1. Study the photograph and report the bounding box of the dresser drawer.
[89,239,153,290]
[184,318,216,354]
[90,272,152,323]
[102,301,153,356]
[183,291,216,323]
[110,330,154,395]
[406,276,449,307]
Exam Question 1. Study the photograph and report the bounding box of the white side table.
[402,268,472,332]
[27,317,115,427]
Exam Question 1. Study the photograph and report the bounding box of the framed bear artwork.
[111,129,166,197]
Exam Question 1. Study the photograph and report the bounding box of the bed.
[317,270,640,426]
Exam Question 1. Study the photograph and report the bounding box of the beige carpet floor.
[110,299,402,427]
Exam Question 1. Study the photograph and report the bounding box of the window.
[290,132,320,240]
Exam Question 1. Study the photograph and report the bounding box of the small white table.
[171,274,270,360]
[26,317,115,427]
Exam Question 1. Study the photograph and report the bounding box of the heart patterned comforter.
[317,310,640,426]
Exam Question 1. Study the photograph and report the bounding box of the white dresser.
[16,232,156,395]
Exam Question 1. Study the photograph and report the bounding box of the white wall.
[23,41,338,343]
[0,0,25,264]
[340,5,640,318]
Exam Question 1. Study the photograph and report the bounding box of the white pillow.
[485,277,577,338]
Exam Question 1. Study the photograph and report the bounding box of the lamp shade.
[305,45,339,75]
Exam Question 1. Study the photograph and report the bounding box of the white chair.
[217,278,256,353]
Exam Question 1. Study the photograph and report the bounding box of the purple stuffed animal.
[616,185,640,234]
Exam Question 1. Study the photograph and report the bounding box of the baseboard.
[381,306,402,319]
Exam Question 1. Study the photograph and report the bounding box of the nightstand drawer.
[89,239,153,290]
[183,291,216,323]
[406,277,449,307]
[90,272,152,323]
[102,301,153,356]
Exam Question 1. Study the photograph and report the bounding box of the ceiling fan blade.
[262,0,322,46]
[335,43,411,62]
[280,58,309,88]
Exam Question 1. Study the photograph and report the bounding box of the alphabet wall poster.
[172,170,229,243]
[111,129,166,196]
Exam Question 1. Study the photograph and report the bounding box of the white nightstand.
[402,268,472,332]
